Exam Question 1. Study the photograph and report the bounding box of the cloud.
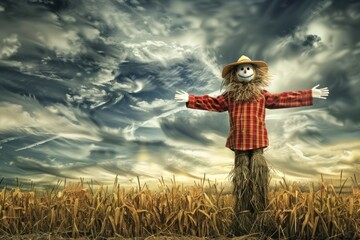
[19,156,64,176]
[0,34,21,59]
[0,89,102,143]
[0,0,359,187]
[132,98,177,120]
[122,40,193,65]
[264,107,360,181]
[160,116,213,145]
[0,103,34,131]
[261,1,360,128]
[27,0,69,12]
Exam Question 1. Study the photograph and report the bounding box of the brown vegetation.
[0,175,359,239]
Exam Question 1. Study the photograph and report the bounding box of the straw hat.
[222,55,268,78]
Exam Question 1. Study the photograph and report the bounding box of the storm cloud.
[0,0,359,188]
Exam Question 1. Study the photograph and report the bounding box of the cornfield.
[0,175,359,239]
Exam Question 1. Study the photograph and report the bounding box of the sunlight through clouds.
[0,0,359,188]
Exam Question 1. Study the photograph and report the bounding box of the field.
[0,174,359,239]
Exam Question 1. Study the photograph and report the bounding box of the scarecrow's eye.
[241,67,244,71]
[247,67,250,70]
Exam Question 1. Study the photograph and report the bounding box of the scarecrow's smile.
[238,73,254,79]
[236,63,255,82]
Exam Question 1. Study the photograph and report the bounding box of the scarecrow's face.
[236,64,255,83]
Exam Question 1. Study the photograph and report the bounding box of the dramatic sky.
[0,0,359,189]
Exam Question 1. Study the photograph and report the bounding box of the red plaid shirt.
[187,89,313,150]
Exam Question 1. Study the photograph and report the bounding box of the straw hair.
[222,66,270,103]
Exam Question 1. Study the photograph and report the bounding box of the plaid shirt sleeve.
[186,93,228,112]
[263,89,313,109]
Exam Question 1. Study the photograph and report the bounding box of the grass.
[0,174,359,239]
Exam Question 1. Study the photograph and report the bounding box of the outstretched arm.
[174,90,228,112]
[264,89,313,109]
[264,84,329,109]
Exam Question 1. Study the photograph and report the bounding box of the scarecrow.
[174,55,329,232]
